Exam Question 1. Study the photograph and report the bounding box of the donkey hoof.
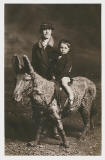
[53,134,60,140]
[64,144,69,148]
[79,134,85,142]
[27,141,37,147]
[27,142,34,147]
[60,142,69,148]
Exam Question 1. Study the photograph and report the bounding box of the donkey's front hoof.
[79,133,86,142]
[27,141,38,147]
[27,142,34,147]
[52,134,60,140]
[27,142,35,147]
[60,142,69,148]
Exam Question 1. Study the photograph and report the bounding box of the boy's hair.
[58,39,72,49]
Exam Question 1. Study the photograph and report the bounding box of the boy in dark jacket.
[54,39,74,105]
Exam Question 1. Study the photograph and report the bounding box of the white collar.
[38,36,54,49]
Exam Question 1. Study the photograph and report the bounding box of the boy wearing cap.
[32,23,58,80]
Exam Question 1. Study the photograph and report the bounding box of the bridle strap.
[22,80,32,96]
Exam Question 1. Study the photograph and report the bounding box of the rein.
[21,73,61,116]
[30,73,55,107]
[22,81,32,96]
[21,73,50,106]
[21,73,34,97]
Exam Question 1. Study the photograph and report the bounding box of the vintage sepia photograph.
[4,3,101,156]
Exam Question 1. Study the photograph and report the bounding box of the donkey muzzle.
[13,92,22,102]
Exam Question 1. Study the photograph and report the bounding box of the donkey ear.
[22,55,34,74]
[12,55,22,74]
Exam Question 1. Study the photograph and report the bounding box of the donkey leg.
[56,119,69,148]
[49,105,68,148]
[79,106,90,137]
[53,126,59,139]
[90,116,94,130]
[27,118,43,147]
[34,120,43,145]
[27,107,43,147]
[90,100,96,130]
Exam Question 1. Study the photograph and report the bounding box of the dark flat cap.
[40,23,54,31]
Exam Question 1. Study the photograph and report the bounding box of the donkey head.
[13,55,35,103]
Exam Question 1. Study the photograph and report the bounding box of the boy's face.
[59,43,70,55]
[41,29,52,39]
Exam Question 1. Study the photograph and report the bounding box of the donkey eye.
[24,78,30,81]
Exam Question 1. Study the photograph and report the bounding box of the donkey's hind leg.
[90,100,96,130]
[79,106,90,138]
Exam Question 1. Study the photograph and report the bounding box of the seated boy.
[53,39,74,106]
